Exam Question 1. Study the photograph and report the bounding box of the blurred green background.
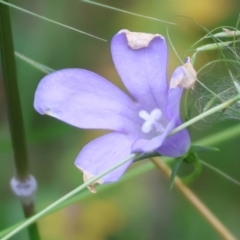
[1,0,240,239]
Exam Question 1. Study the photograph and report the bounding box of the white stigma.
[138,108,164,133]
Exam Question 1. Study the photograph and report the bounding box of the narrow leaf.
[196,41,233,52]
[169,157,184,189]
[191,145,219,152]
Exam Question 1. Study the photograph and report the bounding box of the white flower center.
[138,108,164,133]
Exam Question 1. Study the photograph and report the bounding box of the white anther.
[10,175,37,205]
[141,120,153,133]
[139,110,150,120]
[138,108,164,133]
[151,109,162,120]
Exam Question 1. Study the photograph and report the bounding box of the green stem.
[169,94,240,136]
[0,1,40,240]
[200,160,240,187]
[0,1,28,181]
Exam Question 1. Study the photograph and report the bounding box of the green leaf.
[181,153,202,184]
[196,41,234,52]
[169,153,202,188]
[191,145,219,152]
[190,52,197,66]
[213,28,240,38]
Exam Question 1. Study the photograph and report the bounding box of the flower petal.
[111,30,168,111]
[131,120,175,153]
[169,58,197,90]
[166,67,185,120]
[161,69,191,157]
[156,120,190,157]
[75,132,136,189]
[34,69,141,133]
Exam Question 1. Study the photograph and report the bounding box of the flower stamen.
[139,108,164,133]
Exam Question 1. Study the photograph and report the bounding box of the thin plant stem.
[150,157,236,240]
[200,160,240,187]
[82,0,176,25]
[0,0,106,42]
[15,52,54,74]
[169,94,240,136]
[0,1,40,240]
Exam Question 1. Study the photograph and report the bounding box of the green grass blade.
[0,0,107,42]
[82,0,176,25]
[15,52,54,74]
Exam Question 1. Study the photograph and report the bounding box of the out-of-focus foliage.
[1,0,240,239]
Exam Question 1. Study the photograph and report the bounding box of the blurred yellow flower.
[39,200,125,240]
[173,0,237,26]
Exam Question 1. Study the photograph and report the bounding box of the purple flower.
[34,29,190,191]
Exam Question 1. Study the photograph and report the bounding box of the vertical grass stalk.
[0,1,40,239]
